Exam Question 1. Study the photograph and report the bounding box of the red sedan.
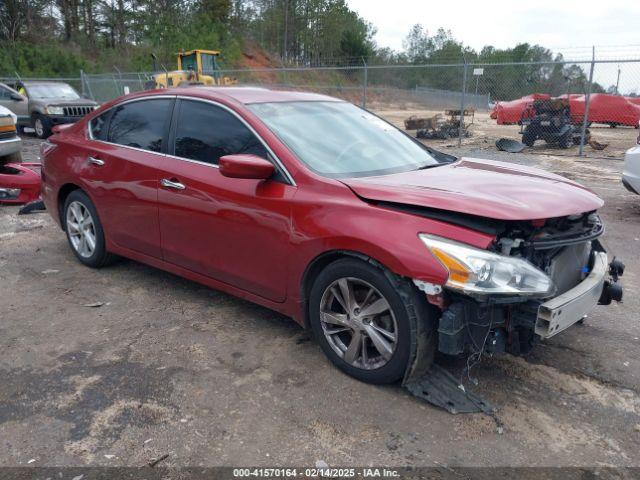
[41,87,623,385]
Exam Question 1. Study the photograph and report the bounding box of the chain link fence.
[4,57,640,159]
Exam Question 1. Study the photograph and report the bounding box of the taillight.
[40,140,57,157]
[39,140,57,170]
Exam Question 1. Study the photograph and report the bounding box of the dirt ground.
[1,133,639,471]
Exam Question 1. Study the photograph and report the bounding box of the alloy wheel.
[66,201,97,258]
[319,277,398,370]
[34,118,44,138]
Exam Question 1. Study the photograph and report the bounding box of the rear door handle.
[87,156,104,166]
[161,178,186,190]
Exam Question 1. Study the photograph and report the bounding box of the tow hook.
[599,258,624,305]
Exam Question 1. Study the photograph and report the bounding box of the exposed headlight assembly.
[419,234,555,296]
[46,106,65,115]
[0,188,21,200]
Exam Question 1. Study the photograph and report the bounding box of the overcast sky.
[346,0,640,92]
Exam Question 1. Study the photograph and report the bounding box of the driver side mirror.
[219,154,275,180]
[10,93,25,101]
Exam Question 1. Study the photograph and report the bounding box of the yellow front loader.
[146,49,236,89]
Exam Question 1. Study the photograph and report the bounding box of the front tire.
[32,114,52,139]
[309,258,434,384]
[63,190,116,268]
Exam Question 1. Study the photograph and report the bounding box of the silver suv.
[0,81,98,139]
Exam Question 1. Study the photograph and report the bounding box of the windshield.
[181,54,197,71]
[248,101,441,178]
[200,53,218,73]
[26,83,80,100]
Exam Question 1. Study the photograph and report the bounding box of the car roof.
[21,81,73,86]
[163,86,343,105]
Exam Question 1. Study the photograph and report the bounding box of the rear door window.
[107,99,173,152]
[172,99,268,165]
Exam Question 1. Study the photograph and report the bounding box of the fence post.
[80,70,86,97]
[362,57,368,109]
[579,47,596,157]
[82,70,96,101]
[458,62,468,147]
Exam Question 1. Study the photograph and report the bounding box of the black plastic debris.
[496,138,526,153]
[405,364,495,415]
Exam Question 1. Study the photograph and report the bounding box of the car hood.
[34,98,98,106]
[341,158,603,221]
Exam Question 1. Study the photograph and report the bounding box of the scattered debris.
[496,138,526,153]
[82,302,105,308]
[41,269,59,274]
[18,199,46,215]
[404,114,443,131]
[144,438,153,444]
[405,364,495,415]
[409,109,473,140]
[588,139,609,151]
[27,459,36,464]
[148,453,169,467]
[315,460,329,468]
[104,454,115,459]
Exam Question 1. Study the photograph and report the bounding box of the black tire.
[62,190,117,268]
[522,128,536,147]
[32,114,52,139]
[559,133,572,149]
[308,257,436,385]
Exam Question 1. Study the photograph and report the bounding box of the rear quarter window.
[89,112,109,141]
[107,99,173,152]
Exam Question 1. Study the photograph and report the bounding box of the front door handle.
[88,156,104,166]
[161,178,186,190]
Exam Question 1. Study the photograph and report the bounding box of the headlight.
[419,234,555,296]
[0,188,21,200]
[47,106,64,115]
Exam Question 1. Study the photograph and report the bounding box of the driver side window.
[172,99,268,165]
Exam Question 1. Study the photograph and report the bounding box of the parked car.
[622,122,640,195]
[0,81,97,139]
[40,87,623,385]
[0,105,21,163]
[0,105,41,205]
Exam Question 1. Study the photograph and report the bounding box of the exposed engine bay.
[432,211,624,357]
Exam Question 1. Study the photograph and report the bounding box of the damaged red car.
[41,87,623,385]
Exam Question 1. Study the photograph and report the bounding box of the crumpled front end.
[418,211,624,359]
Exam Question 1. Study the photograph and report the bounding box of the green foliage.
[0,42,88,76]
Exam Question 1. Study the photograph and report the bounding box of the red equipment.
[0,162,41,204]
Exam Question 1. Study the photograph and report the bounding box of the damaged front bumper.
[411,245,624,363]
[535,251,610,338]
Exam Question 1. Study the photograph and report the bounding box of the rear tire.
[308,257,435,385]
[63,190,117,268]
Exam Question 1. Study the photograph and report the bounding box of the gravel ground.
[1,134,639,469]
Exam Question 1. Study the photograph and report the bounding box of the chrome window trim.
[175,95,296,186]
